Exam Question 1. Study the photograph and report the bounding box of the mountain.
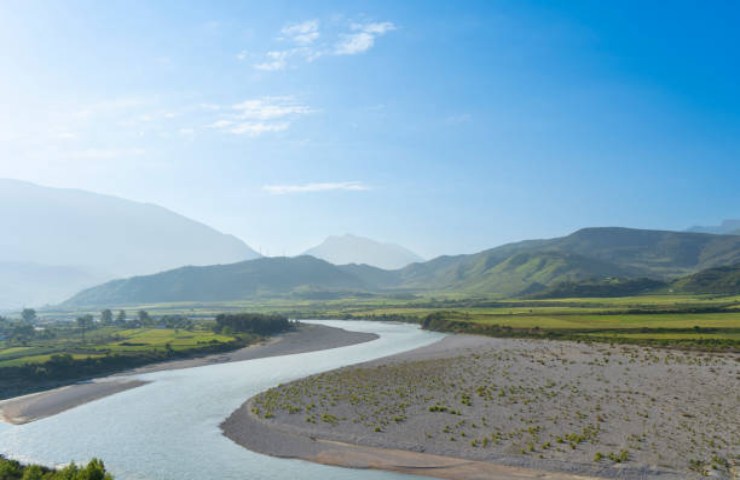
[530,277,668,299]
[0,262,106,310]
[303,234,424,270]
[64,256,372,306]
[671,264,740,295]
[61,227,740,306]
[0,178,259,308]
[395,227,740,296]
[687,219,740,236]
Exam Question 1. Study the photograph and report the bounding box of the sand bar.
[223,334,739,480]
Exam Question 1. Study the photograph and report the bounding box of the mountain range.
[0,179,259,308]
[687,219,740,236]
[64,227,740,307]
[302,234,424,270]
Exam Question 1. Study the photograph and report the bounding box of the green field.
[34,292,740,350]
[0,327,237,368]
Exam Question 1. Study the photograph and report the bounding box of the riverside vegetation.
[0,456,112,480]
[0,311,293,399]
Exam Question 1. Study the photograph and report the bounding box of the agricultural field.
[0,327,237,369]
[37,293,740,350]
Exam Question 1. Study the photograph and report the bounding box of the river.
[0,320,445,480]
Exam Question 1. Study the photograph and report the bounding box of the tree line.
[214,313,293,335]
[0,456,112,480]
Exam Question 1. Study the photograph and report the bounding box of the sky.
[1,0,739,258]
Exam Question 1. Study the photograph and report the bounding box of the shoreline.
[222,396,603,480]
[222,334,737,480]
[0,323,378,425]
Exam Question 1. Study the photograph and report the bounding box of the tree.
[77,315,94,343]
[10,323,35,345]
[137,310,152,326]
[100,309,113,326]
[115,309,127,325]
[21,308,37,325]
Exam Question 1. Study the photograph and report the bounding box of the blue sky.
[1,1,738,258]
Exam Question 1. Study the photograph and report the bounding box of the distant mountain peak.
[686,219,740,236]
[0,178,260,308]
[303,234,424,270]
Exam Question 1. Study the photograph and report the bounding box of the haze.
[1,1,739,258]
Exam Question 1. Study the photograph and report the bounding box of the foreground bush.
[0,456,112,480]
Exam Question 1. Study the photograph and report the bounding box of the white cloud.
[232,97,313,120]
[334,22,396,55]
[263,181,371,195]
[207,96,313,136]
[254,50,291,71]
[250,19,395,71]
[281,20,320,45]
[227,122,290,136]
[236,50,249,61]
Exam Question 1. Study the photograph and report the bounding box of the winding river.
[0,320,445,480]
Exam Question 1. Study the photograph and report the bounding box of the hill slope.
[0,179,259,277]
[0,262,105,309]
[303,234,423,270]
[396,227,740,296]
[64,256,373,306]
[687,219,740,235]
[671,264,740,294]
[61,227,740,306]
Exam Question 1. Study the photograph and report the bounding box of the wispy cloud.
[281,20,320,45]
[334,22,396,55]
[263,181,371,195]
[251,19,396,71]
[254,50,291,71]
[207,96,313,136]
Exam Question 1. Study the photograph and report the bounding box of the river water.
[0,320,445,480]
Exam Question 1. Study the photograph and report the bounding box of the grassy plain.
[0,327,236,369]
[39,292,740,349]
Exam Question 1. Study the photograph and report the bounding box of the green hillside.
[396,227,740,296]
[65,256,371,306]
[62,227,740,306]
[671,264,740,294]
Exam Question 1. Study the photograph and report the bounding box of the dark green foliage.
[421,314,739,352]
[671,264,740,294]
[0,456,112,480]
[532,277,667,298]
[214,313,292,335]
[99,310,113,326]
[21,309,37,325]
[0,338,244,400]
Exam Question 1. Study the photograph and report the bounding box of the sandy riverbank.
[0,323,377,425]
[223,334,739,480]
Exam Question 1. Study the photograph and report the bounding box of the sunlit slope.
[62,227,740,306]
[397,227,740,295]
